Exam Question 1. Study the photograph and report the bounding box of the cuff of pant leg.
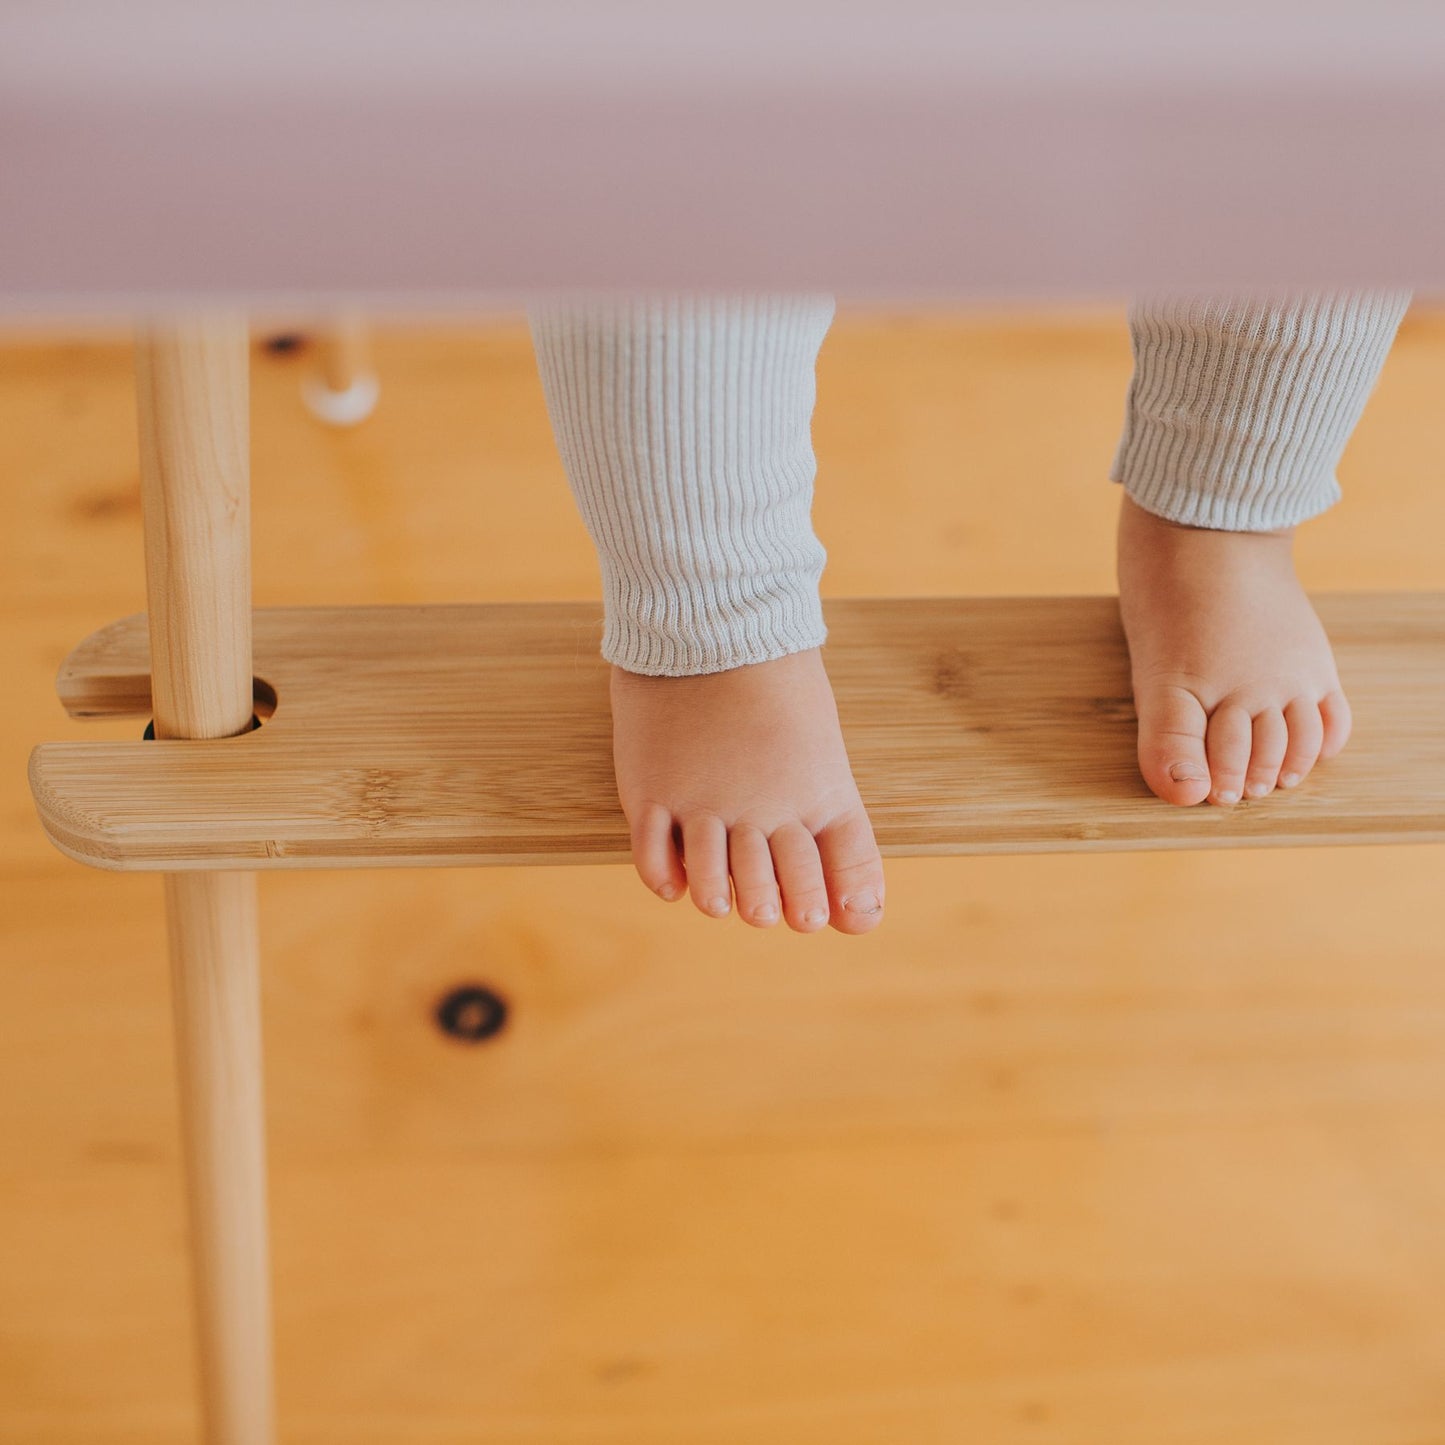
[1107,466,1342,533]
[600,572,828,677]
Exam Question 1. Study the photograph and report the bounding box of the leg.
[1110,289,1411,806]
[303,310,379,425]
[136,317,276,1444]
[528,294,885,934]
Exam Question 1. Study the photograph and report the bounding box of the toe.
[1244,708,1288,798]
[1135,683,1212,805]
[680,813,732,919]
[1319,689,1353,761]
[1279,698,1325,789]
[728,823,782,928]
[630,802,687,902]
[815,806,885,935]
[1205,702,1253,805]
[768,821,831,933]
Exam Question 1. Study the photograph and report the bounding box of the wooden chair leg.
[135,317,276,1445]
[303,310,378,425]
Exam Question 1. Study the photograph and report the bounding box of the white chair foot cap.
[302,372,380,426]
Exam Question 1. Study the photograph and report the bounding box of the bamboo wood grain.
[27,591,1445,872]
[135,318,277,1445]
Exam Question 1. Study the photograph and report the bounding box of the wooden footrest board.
[28,594,1445,871]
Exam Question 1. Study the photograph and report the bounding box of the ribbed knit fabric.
[528,294,834,676]
[1111,289,1411,530]
[530,289,1413,681]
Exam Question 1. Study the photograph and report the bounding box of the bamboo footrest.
[28,594,1445,871]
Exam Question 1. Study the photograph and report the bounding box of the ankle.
[1122,495,1300,553]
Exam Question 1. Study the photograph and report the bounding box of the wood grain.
[26,592,1445,871]
[8,311,1445,1445]
[136,318,277,1445]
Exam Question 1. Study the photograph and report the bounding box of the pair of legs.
[529,291,1412,933]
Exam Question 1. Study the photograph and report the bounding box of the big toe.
[816,806,885,934]
[1135,683,1212,806]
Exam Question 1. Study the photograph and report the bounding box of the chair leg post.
[136,316,276,1445]
[303,310,379,425]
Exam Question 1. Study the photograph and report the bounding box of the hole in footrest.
[142,676,277,740]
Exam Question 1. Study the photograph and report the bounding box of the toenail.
[845,892,882,916]
[1245,782,1271,798]
[754,902,779,923]
[658,882,680,900]
[803,907,828,925]
[1214,790,1240,805]
[707,896,731,916]
[1281,772,1301,788]
[1169,763,1209,783]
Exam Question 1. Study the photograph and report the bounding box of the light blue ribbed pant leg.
[528,294,835,677]
[530,289,1415,685]
[1111,290,1412,531]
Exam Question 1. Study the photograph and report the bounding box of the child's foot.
[609,648,885,933]
[1115,493,1352,806]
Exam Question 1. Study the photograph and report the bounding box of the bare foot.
[1116,493,1352,806]
[609,647,885,933]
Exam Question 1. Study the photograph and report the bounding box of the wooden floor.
[5,307,1445,1443]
